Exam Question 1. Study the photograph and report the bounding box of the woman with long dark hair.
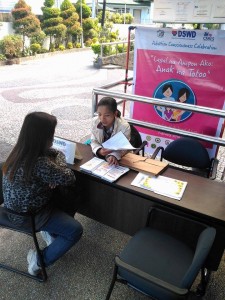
[3,112,83,276]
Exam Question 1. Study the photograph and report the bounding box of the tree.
[60,0,81,46]
[11,0,41,54]
[82,18,99,41]
[75,0,91,19]
[41,0,67,50]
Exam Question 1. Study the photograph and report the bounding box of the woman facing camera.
[2,111,83,276]
[91,97,131,165]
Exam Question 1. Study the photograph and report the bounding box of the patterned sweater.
[3,149,75,213]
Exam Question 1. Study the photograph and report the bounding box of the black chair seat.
[106,207,216,300]
[0,207,33,234]
[119,228,194,289]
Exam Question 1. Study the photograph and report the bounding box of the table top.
[70,143,225,225]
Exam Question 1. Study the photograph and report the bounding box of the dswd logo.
[203,32,214,41]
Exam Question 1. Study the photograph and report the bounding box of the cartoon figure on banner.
[172,88,190,121]
[154,80,195,123]
[156,83,175,120]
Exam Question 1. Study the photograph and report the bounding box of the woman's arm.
[35,152,75,186]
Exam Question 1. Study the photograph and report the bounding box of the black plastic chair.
[151,137,218,179]
[129,124,147,156]
[106,207,216,300]
[0,163,47,282]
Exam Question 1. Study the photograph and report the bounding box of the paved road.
[0,49,130,153]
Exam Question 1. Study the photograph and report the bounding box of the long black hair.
[97,97,121,117]
[3,112,57,181]
[177,88,190,102]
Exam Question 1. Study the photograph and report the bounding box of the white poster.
[153,0,225,24]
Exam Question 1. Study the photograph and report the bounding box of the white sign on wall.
[153,0,225,24]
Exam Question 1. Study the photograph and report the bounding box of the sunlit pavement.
[0,49,130,150]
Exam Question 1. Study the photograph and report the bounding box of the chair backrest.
[129,124,143,148]
[181,226,216,288]
[163,137,211,169]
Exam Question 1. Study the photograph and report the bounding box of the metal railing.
[92,79,225,147]
[99,40,134,58]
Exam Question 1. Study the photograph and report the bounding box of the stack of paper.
[102,132,136,150]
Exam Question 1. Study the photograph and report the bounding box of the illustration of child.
[172,88,190,122]
[162,84,175,101]
[164,107,173,121]
[157,84,175,121]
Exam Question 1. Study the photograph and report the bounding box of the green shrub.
[74,42,81,48]
[58,44,65,51]
[92,37,98,44]
[85,39,92,47]
[117,44,128,53]
[67,42,73,49]
[0,54,6,61]
[0,34,23,59]
[91,43,101,56]
[39,47,49,53]
[30,31,46,46]
[117,44,124,53]
[103,45,110,56]
[122,13,133,24]
[110,32,118,41]
[30,43,41,55]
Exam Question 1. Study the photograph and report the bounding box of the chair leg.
[106,264,118,300]
[196,267,211,297]
[31,217,48,282]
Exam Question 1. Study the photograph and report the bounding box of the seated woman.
[91,97,131,165]
[2,112,83,276]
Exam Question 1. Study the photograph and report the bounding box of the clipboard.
[120,153,168,176]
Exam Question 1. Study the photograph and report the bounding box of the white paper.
[102,132,136,151]
[80,157,104,172]
[131,172,187,200]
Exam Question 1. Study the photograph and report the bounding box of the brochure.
[131,172,187,200]
[80,157,130,182]
[102,132,136,151]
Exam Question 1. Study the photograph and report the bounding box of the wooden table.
[70,143,225,271]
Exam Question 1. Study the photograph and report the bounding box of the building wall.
[0,22,13,39]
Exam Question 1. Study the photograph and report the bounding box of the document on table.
[102,132,136,151]
[80,157,130,182]
[131,172,187,200]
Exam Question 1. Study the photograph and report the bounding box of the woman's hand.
[98,148,112,157]
[106,155,118,166]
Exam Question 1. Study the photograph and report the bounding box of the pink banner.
[132,27,225,156]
